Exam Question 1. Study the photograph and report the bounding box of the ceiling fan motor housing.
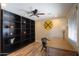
[32,9,38,15]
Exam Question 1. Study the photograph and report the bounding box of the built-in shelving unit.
[0,9,35,55]
[0,4,1,53]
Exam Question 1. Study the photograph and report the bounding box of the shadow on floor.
[43,47,79,56]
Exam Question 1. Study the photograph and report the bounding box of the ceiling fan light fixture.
[52,15,58,19]
[54,15,58,18]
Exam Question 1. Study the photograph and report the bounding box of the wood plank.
[8,39,78,56]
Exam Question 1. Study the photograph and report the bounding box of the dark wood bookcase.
[0,4,1,53]
[0,9,35,55]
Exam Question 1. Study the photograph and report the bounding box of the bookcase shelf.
[0,9,35,55]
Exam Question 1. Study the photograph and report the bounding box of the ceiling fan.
[20,9,45,17]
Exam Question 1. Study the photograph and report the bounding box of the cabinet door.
[0,4,1,53]
[3,10,21,52]
[21,17,31,45]
[30,20,35,42]
[3,10,14,52]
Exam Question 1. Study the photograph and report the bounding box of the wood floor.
[8,42,41,56]
[47,39,75,51]
[8,39,78,56]
[48,47,78,56]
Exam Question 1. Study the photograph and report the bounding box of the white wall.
[35,18,67,42]
[67,4,78,51]
[77,4,79,53]
[68,11,77,50]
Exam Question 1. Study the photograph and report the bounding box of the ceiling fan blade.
[36,15,39,17]
[37,13,45,15]
[19,9,32,14]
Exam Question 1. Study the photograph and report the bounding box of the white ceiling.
[1,3,74,20]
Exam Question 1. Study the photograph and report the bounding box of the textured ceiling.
[1,3,74,20]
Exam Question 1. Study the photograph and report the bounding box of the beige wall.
[35,18,67,42]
